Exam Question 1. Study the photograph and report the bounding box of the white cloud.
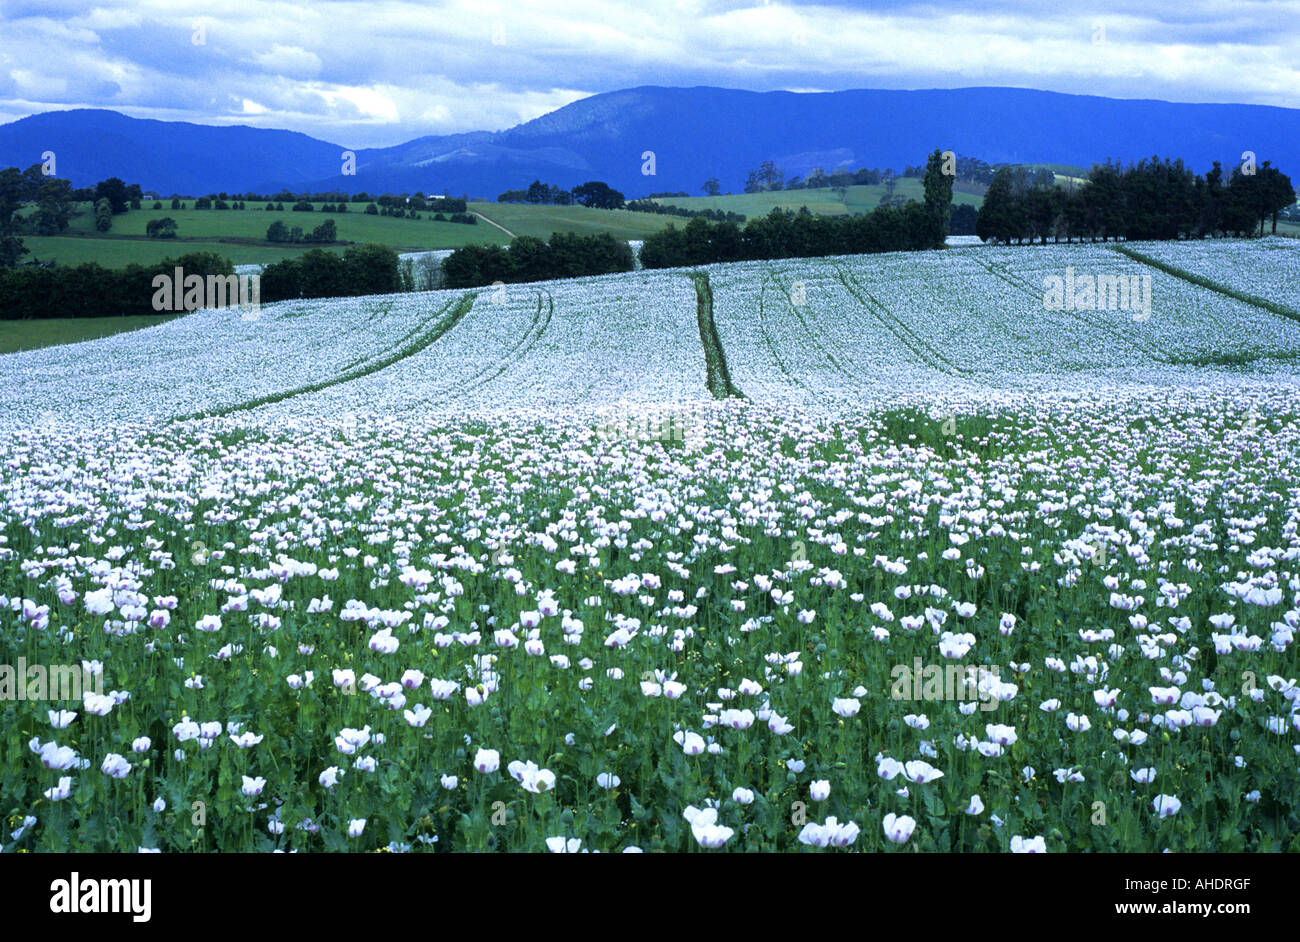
[252,44,324,79]
[69,7,143,30]
[0,0,1295,145]
[313,84,400,122]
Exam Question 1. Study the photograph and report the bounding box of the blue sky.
[1,0,1297,146]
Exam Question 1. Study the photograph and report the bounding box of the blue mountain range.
[2,86,1297,198]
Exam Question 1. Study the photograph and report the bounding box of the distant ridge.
[3,87,1298,198]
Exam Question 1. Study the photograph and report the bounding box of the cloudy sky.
[1,0,1297,146]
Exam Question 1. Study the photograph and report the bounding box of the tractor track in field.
[755,274,819,397]
[445,287,554,401]
[692,272,744,399]
[752,269,884,406]
[173,292,476,421]
[471,212,517,239]
[763,270,866,384]
[833,266,974,377]
[971,256,1172,364]
[1109,244,1300,325]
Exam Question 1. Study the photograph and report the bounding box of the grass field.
[19,202,684,267]
[0,314,183,354]
[21,202,509,267]
[17,188,1004,271]
[50,202,507,246]
[650,179,986,217]
[468,202,679,240]
[2,238,1298,854]
[25,191,1287,273]
[20,235,331,268]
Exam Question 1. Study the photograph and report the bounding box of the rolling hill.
[3,87,1299,200]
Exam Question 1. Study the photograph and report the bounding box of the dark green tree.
[0,167,29,267]
[922,148,955,247]
[570,181,625,210]
[743,161,784,194]
[505,235,551,282]
[30,178,74,235]
[949,203,977,236]
[343,244,400,294]
[146,217,178,238]
[94,177,130,214]
[309,218,337,243]
[975,167,1021,244]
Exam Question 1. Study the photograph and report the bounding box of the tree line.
[740,161,912,194]
[976,157,1296,244]
[123,195,470,215]
[731,154,1074,198]
[267,199,474,223]
[259,245,402,302]
[1,166,147,257]
[267,218,338,244]
[640,149,954,267]
[441,232,634,288]
[170,190,469,210]
[901,154,1002,185]
[949,204,977,236]
[624,199,746,223]
[0,251,234,320]
[497,180,626,210]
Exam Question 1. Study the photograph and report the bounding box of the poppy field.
[2,239,1299,853]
